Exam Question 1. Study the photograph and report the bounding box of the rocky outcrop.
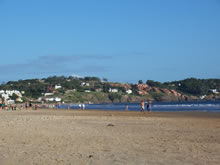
[135,84,194,102]
[108,83,199,102]
[161,88,172,95]
[153,87,161,93]
[137,84,152,95]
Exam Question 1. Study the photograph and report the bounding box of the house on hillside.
[109,88,118,93]
[126,89,132,94]
[55,85,62,89]
[81,82,90,86]
[7,99,15,104]
[85,90,91,93]
[95,88,102,92]
[44,93,54,96]
[55,97,61,102]
[0,90,23,103]
[44,97,61,102]
[209,89,219,94]
[16,98,23,102]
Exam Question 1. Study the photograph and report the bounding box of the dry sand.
[0,109,220,165]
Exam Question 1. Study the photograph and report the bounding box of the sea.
[59,100,220,112]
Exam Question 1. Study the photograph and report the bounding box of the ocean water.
[59,101,220,112]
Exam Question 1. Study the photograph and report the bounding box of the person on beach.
[2,102,5,110]
[13,105,17,111]
[125,105,128,111]
[146,102,151,112]
[29,101,32,109]
[140,100,145,113]
[55,102,60,109]
[146,101,152,113]
[82,104,85,110]
[25,103,28,110]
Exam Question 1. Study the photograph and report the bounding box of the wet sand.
[0,109,220,165]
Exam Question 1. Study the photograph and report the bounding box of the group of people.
[140,100,152,113]
[25,102,38,110]
[0,103,18,110]
[0,102,5,110]
[78,103,86,110]
[0,102,27,111]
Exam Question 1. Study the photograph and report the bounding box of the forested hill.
[0,76,219,103]
[147,78,220,96]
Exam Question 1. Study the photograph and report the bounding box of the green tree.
[138,80,143,84]
[84,76,101,82]
[103,78,108,82]
[11,93,19,100]
[103,83,110,93]
[146,80,162,87]
[108,93,121,102]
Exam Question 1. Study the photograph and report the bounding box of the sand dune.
[0,109,219,165]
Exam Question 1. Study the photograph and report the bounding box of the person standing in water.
[82,104,85,110]
[140,100,145,113]
[147,101,152,112]
[125,105,128,111]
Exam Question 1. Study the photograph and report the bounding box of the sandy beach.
[0,109,219,165]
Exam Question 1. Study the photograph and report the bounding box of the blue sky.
[0,0,220,83]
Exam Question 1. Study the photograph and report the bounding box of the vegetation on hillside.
[146,78,220,96]
[0,76,219,103]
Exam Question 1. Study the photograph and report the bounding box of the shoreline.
[1,108,220,118]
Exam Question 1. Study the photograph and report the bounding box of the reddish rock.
[138,91,149,95]
[153,87,161,93]
[137,84,152,95]
[137,84,151,91]
[161,88,171,95]
[171,89,180,96]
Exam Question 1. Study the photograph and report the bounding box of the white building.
[55,97,61,102]
[109,88,118,93]
[1,93,9,100]
[209,89,219,94]
[55,85,62,89]
[44,93,54,96]
[81,82,86,86]
[7,99,15,104]
[0,90,23,102]
[81,82,90,86]
[16,98,23,102]
[5,90,22,97]
[95,88,102,92]
[45,98,54,102]
[45,97,61,102]
[126,89,132,94]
